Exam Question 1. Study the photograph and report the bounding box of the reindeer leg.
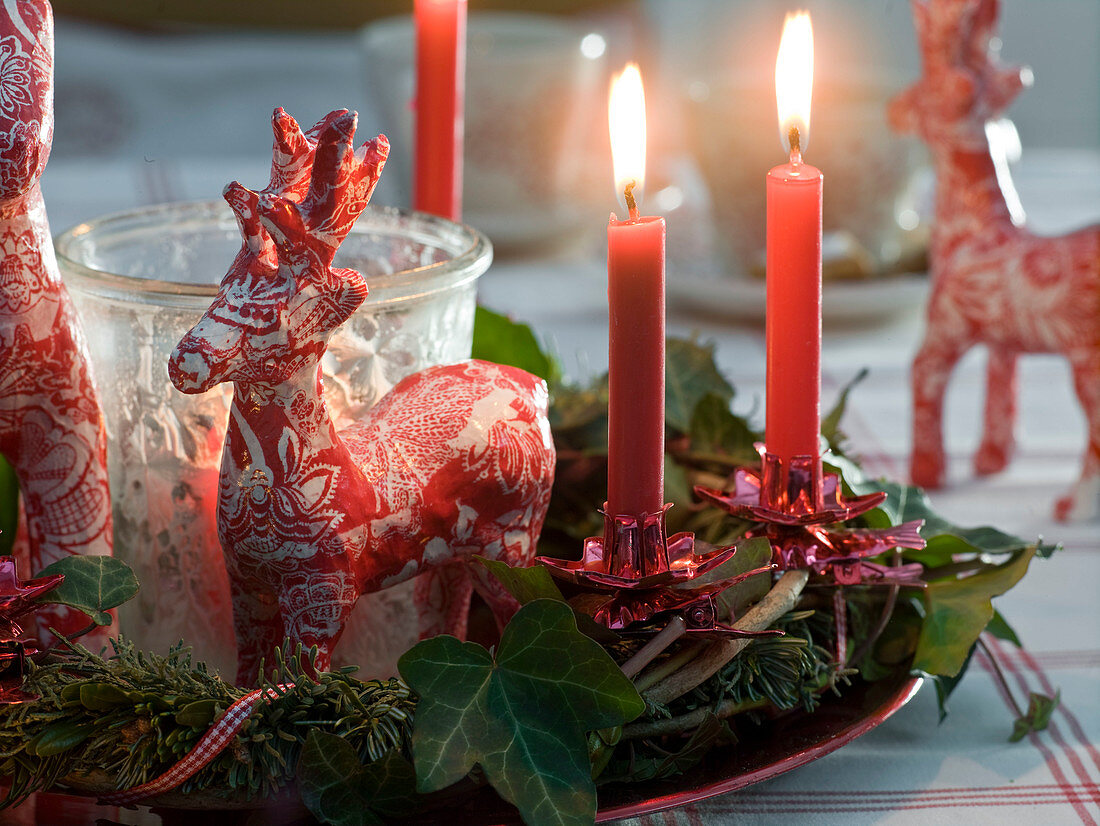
[414,564,474,640]
[974,346,1018,476]
[279,570,358,676]
[228,572,283,686]
[468,560,522,635]
[1054,348,1100,522]
[910,333,971,489]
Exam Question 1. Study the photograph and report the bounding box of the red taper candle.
[765,12,822,466]
[607,63,665,518]
[414,0,465,220]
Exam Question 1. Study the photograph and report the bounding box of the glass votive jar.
[56,201,491,678]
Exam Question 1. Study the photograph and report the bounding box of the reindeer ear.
[224,181,266,254]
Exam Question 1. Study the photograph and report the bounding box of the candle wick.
[788,125,802,166]
[624,180,640,221]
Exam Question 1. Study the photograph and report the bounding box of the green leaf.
[399,599,645,826]
[665,338,734,434]
[913,548,1036,676]
[927,644,976,723]
[477,558,564,605]
[472,306,561,386]
[846,475,1057,562]
[298,729,381,826]
[175,699,221,728]
[78,683,133,712]
[820,369,867,455]
[687,394,757,462]
[33,556,139,625]
[28,722,95,756]
[985,610,1023,648]
[683,537,773,619]
[298,731,418,825]
[1010,691,1060,743]
[0,456,17,556]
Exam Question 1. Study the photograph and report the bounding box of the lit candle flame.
[775,11,814,159]
[609,62,646,217]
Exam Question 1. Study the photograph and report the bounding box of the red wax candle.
[765,12,822,465]
[606,63,665,518]
[414,0,465,220]
[607,210,666,517]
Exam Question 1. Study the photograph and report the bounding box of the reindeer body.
[892,0,1100,520]
[0,0,112,640]
[170,110,554,683]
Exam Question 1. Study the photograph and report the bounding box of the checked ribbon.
[98,682,294,806]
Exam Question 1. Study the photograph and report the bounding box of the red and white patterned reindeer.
[169,109,555,684]
[890,0,1100,520]
[0,0,113,640]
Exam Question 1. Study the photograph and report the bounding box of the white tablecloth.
[15,16,1100,826]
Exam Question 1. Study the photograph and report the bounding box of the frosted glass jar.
[56,201,491,677]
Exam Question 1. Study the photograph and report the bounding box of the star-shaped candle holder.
[0,556,64,704]
[537,504,778,636]
[695,444,926,588]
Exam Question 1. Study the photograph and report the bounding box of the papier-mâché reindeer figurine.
[169,109,556,684]
[890,0,1100,520]
[0,0,113,640]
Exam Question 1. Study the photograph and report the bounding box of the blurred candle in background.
[765,12,823,465]
[606,64,666,518]
[414,0,466,220]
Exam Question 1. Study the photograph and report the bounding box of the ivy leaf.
[472,306,562,386]
[1010,691,1060,743]
[477,557,564,605]
[821,368,867,456]
[926,643,976,723]
[0,456,17,556]
[688,394,757,463]
[665,338,734,434]
[985,610,1023,648]
[399,599,645,826]
[298,731,418,826]
[913,548,1036,677]
[33,556,139,625]
[845,474,1058,562]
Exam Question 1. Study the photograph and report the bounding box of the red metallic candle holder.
[536,505,776,636]
[695,444,926,587]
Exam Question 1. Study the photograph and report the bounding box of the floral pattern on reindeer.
[169,109,555,685]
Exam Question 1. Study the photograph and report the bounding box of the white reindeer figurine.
[169,109,555,684]
[890,0,1100,520]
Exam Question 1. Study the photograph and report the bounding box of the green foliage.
[820,368,867,456]
[1010,690,1060,742]
[601,713,736,784]
[913,548,1036,677]
[477,556,564,604]
[399,600,644,826]
[665,338,735,434]
[472,306,562,386]
[298,733,417,826]
[33,556,139,626]
[0,455,17,556]
[0,639,415,807]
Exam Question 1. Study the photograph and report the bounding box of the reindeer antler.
[258,111,389,267]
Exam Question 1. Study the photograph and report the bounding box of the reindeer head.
[169,109,389,395]
[888,0,1032,150]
